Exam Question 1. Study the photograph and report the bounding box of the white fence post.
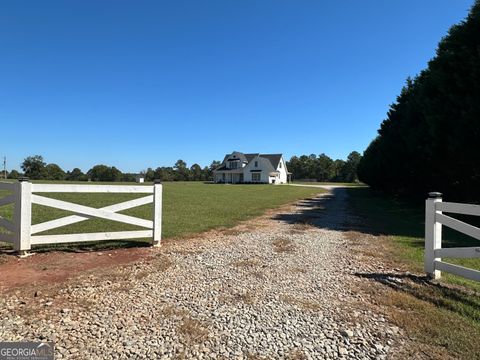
[152,180,162,247]
[425,192,442,279]
[13,179,32,254]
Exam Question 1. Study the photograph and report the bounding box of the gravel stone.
[0,189,402,359]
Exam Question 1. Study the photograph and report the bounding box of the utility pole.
[3,156,6,179]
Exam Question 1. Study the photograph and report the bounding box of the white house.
[213,151,291,184]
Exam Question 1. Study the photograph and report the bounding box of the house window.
[279,162,282,168]
[252,173,261,182]
[254,161,258,167]
[230,161,238,169]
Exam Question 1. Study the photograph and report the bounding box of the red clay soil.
[0,247,153,292]
[0,205,294,293]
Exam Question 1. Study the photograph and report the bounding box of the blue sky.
[0,1,474,172]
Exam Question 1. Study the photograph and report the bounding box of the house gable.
[213,151,290,184]
[243,155,275,183]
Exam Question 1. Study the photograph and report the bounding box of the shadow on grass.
[355,272,480,322]
[0,239,151,255]
[273,188,404,235]
[274,187,479,249]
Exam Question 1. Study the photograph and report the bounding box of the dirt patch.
[222,228,246,236]
[0,254,10,265]
[289,222,314,234]
[153,254,174,271]
[280,295,321,311]
[235,291,256,304]
[231,258,260,268]
[219,289,257,305]
[0,247,153,292]
[0,200,297,295]
[156,304,189,321]
[272,238,295,253]
[177,317,209,343]
[289,266,307,274]
[286,349,308,360]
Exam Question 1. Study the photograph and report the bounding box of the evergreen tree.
[359,1,480,201]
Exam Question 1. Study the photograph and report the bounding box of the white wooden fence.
[0,180,162,253]
[425,192,480,281]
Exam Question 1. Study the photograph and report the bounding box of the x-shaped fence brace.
[29,194,155,245]
[425,194,480,282]
[0,182,162,249]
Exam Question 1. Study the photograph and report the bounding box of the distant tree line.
[358,1,480,201]
[139,160,221,182]
[8,152,361,183]
[287,151,361,182]
[7,155,222,182]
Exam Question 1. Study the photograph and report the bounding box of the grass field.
[0,181,324,250]
[345,187,480,358]
[292,181,365,187]
[346,187,480,291]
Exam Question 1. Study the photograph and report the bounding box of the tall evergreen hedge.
[358,1,480,201]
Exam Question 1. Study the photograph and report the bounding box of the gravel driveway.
[0,189,402,359]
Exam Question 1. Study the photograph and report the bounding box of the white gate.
[425,192,480,281]
[0,180,162,253]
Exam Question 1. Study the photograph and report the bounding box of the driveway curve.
[0,189,402,359]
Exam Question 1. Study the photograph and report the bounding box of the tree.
[44,163,66,180]
[7,170,20,179]
[189,164,202,181]
[21,155,46,180]
[296,155,314,179]
[209,160,221,171]
[332,160,346,181]
[174,159,189,181]
[122,173,137,182]
[340,151,362,182]
[286,156,303,180]
[315,154,334,181]
[154,167,175,182]
[141,168,155,182]
[202,166,212,181]
[87,165,123,182]
[359,0,480,201]
[66,168,86,181]
[287,153,360,182]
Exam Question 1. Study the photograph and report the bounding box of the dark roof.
[244,153,259,163]
[259,154,282,169]
[214,167,243,172]
[214,165,228,171]
[214,152,283,172]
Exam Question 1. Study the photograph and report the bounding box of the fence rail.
[0,180,162,253]
[425,192,480,281]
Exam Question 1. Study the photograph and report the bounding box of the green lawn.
[0,181,324,250]
[292,181,365,187]
[346,187,480,292]
[346,188,480,358]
